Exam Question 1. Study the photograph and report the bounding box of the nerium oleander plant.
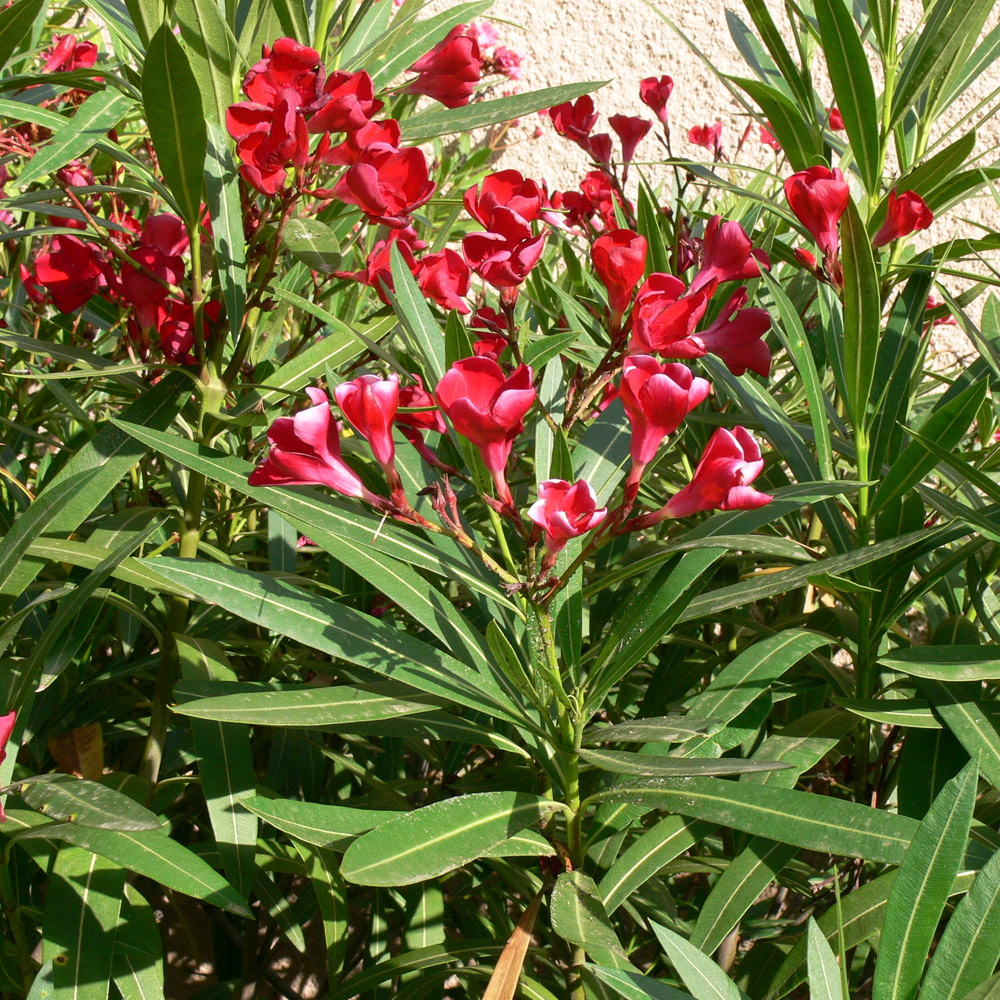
[2,0,1000,998]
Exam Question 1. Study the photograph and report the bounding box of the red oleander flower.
[547,96,599,148]
[153,299,223,366]
[579,169,626,230]
[34,235,105,313]
[609,114,651,173]
[0,710,16,823]
[688,122,722,153]
[464,170,544,227]
[640,75,673,124]
[784,166,850,258]
[470,305,506,335]
[592,229,647,319]
[249,387,381,502]
[872,189,933,249]
[397,374,450,469]
[462,206,546,291]
[760,123,781,150]
[241,38,322,108]
[121,219,187,331]
[664,426,772,517]
[663,287,772,377]
[586,132,613,166]
[472,333,508,362]
[329,145,435,228]
[414,249,471,313]
[827,106,845,131]
[435,357,535,505]
[690,215,770,293]
[629,273,712,355]
[528,479,607,558]
[793,247,819,271]
[405,25,483,108]
[43,35,98,73]
[335,373,400,471]
[308,70,383,133]
[234,93,309,195]
[319,119,401,166]
[620,355,711,485]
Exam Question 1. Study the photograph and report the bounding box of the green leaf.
[890,0,996,128]
[599,816,714,914]
[806,918,845,1000]
[583,717,718,745]
[833,697,941,729]
[922,831,1000,1000]
[146,557,521,724]
[141,25,207,225]
[0,471,100,605]
[872,379,988,514]
[43,849,124,1000]
[919,681,1000,795]
[651,922,741,1000]
[204,122,246,337]
[15,824,250,916]
[588,548,728,707]
[19,776,163,832]
[551,871,630,969]
[872,757,978,1000]
[0,0,43,71]
[589,965,696,1000]
[962,975,1000,1000]
[729,77,821,170]
[175,0,235,125]
[18,90,134,188]
[282,218,342,273]
[244,795,397,849]
[402,81,607,143]
[112,885,166,1000]
[293,843,348,981]
[739,0,811,107]
[591,777,917,864]
[814,0,879,193]
[174,684,441,725]
[389,242,446,385]
[840,199,881,427]
[580,750,789,778]
[880,646,1000,681]
[340,792,560,886]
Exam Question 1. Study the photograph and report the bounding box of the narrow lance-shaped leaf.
[872,757,978,1000]
[141,25,207,226]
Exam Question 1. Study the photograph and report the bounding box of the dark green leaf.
[20,776,162,831]
[881,645,1000,681]
[282,218,342,273]
[551,872,630,969]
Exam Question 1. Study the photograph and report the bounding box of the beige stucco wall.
[429,0,1000,361]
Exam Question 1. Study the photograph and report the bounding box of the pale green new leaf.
[807,918,846,1000]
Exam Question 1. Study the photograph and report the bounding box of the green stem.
[0,859,34,993]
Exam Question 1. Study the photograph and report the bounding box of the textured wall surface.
[428,0,1000,359]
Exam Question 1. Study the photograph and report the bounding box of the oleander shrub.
[3,0,1000,998]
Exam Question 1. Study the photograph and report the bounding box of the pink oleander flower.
[784,166,850,259]
[308,70,383,133]
[469,19,500,49]
[0,710,16,823]
[620,355,711,493]
[462,206,546,293]
[640,75,673,125]
[334,374,399,470]
[414,249,471,313]
[690,215,770,294]
[659,287,772,377]
[492,46,523,81]
[34,235,105,313]
[630,273,712,355]
[435,358,535,505]
[405,25,483,108]
[327,145,435,228]
[528,479,607,559]
[688,122,722,154]
[249,387,381,503]
[318,119,401,166]
[547,96,599,149]
[664,426,772,517]
[464,170,544,227]
[872,189,933,248]
[592,229,647,320]
[241,38,322,108]
[609,114,652,176]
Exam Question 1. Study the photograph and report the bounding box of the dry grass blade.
[482,892,544,1000]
